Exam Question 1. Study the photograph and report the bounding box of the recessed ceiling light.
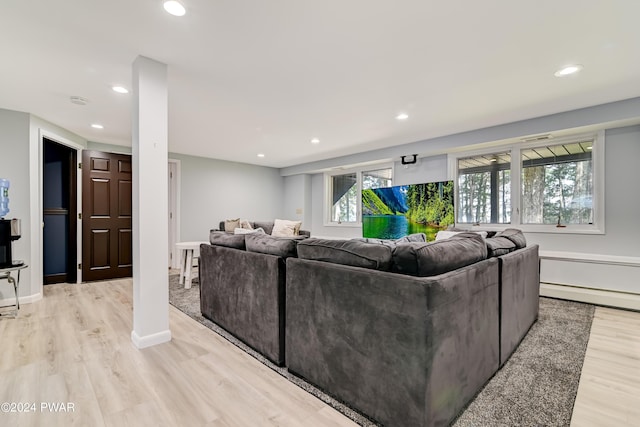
[257,153,265,158]
[396,113,409,120]
[311,138,320,144]
[163,0,186,16]
[112,86,129,94]
[91,124,104,129]
[554,64,583,77]
[586,146,593,150]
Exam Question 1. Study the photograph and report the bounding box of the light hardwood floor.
[571,306,640,426]
[1,280,639,426]
[0,280,357,427]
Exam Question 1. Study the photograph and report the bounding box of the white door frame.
[168,159,181,269]
[37,129,84,285]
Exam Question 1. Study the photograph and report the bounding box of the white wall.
[169,153,285,241]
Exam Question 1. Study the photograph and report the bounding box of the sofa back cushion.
[209,231,246,250]
[495,228,527,249]
[245,233,307,258]
[355,233,427,246]
[485,236,516,257]
[392,233,487,277]
[297,239,393,271]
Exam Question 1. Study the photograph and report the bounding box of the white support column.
[131,56,171,348]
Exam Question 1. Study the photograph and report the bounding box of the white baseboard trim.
[539,250,640,295]
[131,329,172,349]
[0,292,42,308]
[541,282,640,311]
[539,250,640,267]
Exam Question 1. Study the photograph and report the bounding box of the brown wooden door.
[82,150,132,281]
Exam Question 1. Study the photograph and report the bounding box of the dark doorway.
[81,150,132,282]
[43,138,78,284]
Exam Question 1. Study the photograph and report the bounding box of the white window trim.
[324,162,395,227]
[448,131,605,234]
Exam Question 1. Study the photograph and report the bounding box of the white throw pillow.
[239,219,253,230]
[271,219,302,237]
[234,227,265,235]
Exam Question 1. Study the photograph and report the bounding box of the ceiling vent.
[70,96,89,106]
[520,134,552,143]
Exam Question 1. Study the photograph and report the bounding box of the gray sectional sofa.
[199,228,539,426]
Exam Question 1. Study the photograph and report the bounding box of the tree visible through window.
[331,173,357,222]
[521,141,593,225]
[330,167,393,223]
[457,152,511,224]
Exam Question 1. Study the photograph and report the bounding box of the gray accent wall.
[0,109,89,301]
[0,109,31,300]
[283,174,312,230]
[393,154,448,186]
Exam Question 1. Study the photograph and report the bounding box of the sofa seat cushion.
[245,233,307,258]
[495,228,527,249]
[392,233,487,276]
[297,239,392,271]
[209,231,246,249]
[486,236,516,257]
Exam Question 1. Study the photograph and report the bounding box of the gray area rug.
[169,272,595,427]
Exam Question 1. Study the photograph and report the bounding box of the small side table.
[175,242,207,289]
[0,264,28,317]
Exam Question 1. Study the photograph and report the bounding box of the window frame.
[324,163,394,227]
[448,131,605,234]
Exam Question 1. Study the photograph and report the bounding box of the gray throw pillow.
[392,233,487,277]
[245,233,306,258]
[297,239,393,271]
[495,228,527,249]
[253,221,275,235]
[485,236,516,257]
[209,231,246,249]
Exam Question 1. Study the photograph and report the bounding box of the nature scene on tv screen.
[362,180,454,241]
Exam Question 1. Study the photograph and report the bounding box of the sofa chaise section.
[286,254,500,427]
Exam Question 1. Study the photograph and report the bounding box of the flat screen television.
[362,180,454,241]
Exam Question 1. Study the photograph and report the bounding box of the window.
[457,152,511,224]
[327,165,393,225]
[330,173,358,222]
[521,141,593,225]
[450,132,603,233]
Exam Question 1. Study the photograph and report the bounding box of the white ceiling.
[2,0,639,168]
